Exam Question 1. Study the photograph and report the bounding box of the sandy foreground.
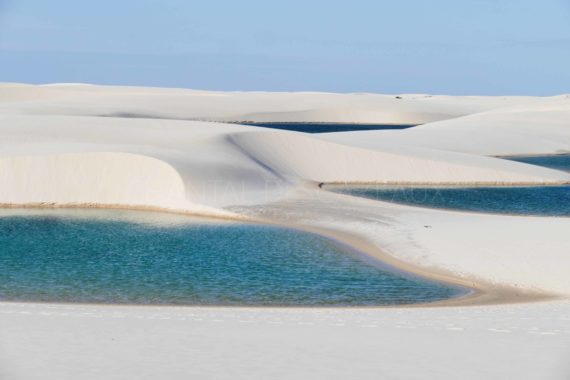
[0,83,569,379]
[1,301,569,380]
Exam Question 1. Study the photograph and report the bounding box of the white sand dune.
[1,84,569,379]
[0,152,198,211]
[230,130,569,185]
[322,98,570,156]
[0,83,557,124]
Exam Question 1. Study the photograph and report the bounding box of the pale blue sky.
[0,0,569,94]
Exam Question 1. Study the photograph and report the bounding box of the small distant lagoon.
[332,185,570,216]
[0,209,463,306]
[238,122,416,133]
[329,154,570,216]
[506,154,570,172]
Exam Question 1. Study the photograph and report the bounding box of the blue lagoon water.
[238,123,416,133]
[506,154,570,172]
[332,185,570,216]
[330,155,570,216]
[0,209,462,306]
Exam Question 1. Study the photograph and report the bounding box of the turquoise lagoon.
[0,209,464,306]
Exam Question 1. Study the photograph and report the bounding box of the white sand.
[0,83,550,124]
[1,301,569,380]
[321,97,570,156]
[1,84,569,379]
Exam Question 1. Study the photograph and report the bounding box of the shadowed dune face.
[0,152,189,210]
[228,131,570,186]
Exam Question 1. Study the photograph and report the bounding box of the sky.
[0,0,569,95]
